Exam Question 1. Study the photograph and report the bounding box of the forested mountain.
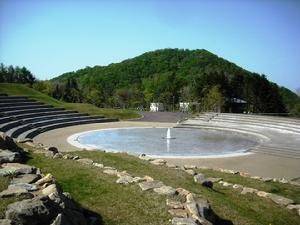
[51,48,300,113]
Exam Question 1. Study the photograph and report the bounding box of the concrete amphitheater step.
[0,112,91,132]
[0,96,27,100]
[8,116,108,138]
[0,98,37,103]
[1,107,65,116]
[18,118,118,139]
[0,110,80,124]
[0,104,53,112]
[0,93,8,96]
[250,146,300,159]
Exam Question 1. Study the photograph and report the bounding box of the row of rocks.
[57,153,223,225]
[0,133,99,225]
[140,155,300,216]
[139,155,300,187]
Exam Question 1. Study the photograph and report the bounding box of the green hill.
[53,48,300,113]
[0,83,139,120]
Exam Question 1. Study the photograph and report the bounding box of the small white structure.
[179,102,190,112]
[150,103,164,112]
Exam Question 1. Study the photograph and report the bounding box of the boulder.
[193,174,213,188]
[53,153,63,159]
[166,199,184,209]
[116,175,134,185]
[8,183,38,191]
[0,187,33,199]
[150,159,166,166]
[138,180,164,191]
[11,174,41,185]
[42,184,62,197]
[0,163,36,176]
[232,184,243,189]
[256,191,270,198]
[171,217,198,225]
[5,196,59,225]
[92,163,104,168]
[0,150,21,163]
[206,177,222,183]
[77,158,93,165]
[35,174,55,186]
[241,187,258,195]
[186,193,196,203]
[103,169,118,176]
[168,209,188,218]
[286,204,300,210]
[153,185,177,195]
[63,154,74,160]
[268,194,294,206]
[176,188,190,196]
[143,175,154,181]
[132,177,145,183]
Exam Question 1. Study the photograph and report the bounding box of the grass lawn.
[0,83,140,120]
[4,149,295,225]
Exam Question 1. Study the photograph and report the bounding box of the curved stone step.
[19,118,118,139]
[0,104,52,112]
[1,107,65,116]
[0,99,36,103]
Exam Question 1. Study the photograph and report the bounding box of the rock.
[42,184,62,196]
[166,199,184,209]
[250,176,261,180]
[186,193,196,203]
[0,219,12,225]
[286,204,300,210]
[45,151,55,158]
[63,154,74,160]
[116,175,134,185]
[103,166,116,170]
[23,141,35,148]
[185,202,200,219]
[222,182,233,187]
[168,209,188,218]
[132,177,145,183]
[256,191,270,198]
[46,147,59,154]
[50,213,72,225]
[92,163,104,168]
[166,163,177,168]
[8,183,38,191]
[185,170,196,176]
[53,153,63,159]
[221,169,238,174]
[138,180,164,191]
[202,180,213,188]
[5,196,59,225]
[207,177,222,183]
[117,171,131,177]
[0,132,18,150]
[176,188,190,196]
[0,163,36,176]
[241,187,258,195]
[150,159,166,166]
[279,178,289,184]
[138,154,153,161]
[11,175,39,188]
[143,175,154,181]
[153,185,177,195]
[171,217,198,225]
[77,158,93,165]
[193,173,206,183]
[35,174,55,185]
[184,165,197,169]
[239,172,251,177]
[103,169,118,176]
[73,156,80,160]
[0,187,33,198]
[17,138,33,144]
[262,177,273,182]
[268,194,294,206]
[232,184,243,189]
[0,150,21,163]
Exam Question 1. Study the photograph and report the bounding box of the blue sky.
[0,0,299,91]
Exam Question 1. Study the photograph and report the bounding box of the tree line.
[0,63,36,84]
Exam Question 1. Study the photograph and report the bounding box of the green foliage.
[202,85,225,112]
[0,63,36,84]
[52,48,294,113]
[291,104,300,117]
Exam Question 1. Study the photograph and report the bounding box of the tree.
[203,85,225,112]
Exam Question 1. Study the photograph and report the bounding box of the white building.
[179,102,190,112]
[150,103,164,112]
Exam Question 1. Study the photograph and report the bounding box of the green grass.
[0,83,140,120]
[20,149,300,225]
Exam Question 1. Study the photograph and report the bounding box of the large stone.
[45,147,59,154]
[138,180,164,191]
[171,217,198,225]
[0,150,21,163]
[166,199,184,209]
[206,177,222,183]
[63,154,74,160]
[77,158,93,165]
[11,174,41,185]
[116,175,134,185]
[35,173,55,186]
[184,165,197,169]
[103,169,118,176]
[176,188,190,196]
[5,196,59,225]
[193,173,205,183]
[241,187,258,195]
[8,183,38,191]
[53,153,63,159]
[287,204,300,210]
[268,194,294,206]
[150,159,166,166]
[256,191,270,198]
[42,184,62,197]
[232,184,243,189]
[168,209,188,218]
[0,187,33,199]
[92,163,104,168]
[153,185,177,195]
[0,163,36,176]
[0,219,12,225]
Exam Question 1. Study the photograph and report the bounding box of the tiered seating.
[177,112,300,158]
[0,93,117,139]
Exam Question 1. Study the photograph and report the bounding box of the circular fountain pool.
[67,127,262,158]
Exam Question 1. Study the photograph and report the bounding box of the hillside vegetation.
[53,48,300,113]
[0,83,140,120]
